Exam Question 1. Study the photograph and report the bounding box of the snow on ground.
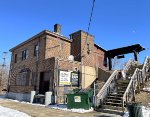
[0,95,93,113]
[123,106,150,117]
[142,106,150,117]
[143,87,150,92]
[49,104,93,113]
[0,106,30,117]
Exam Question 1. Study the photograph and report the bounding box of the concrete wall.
[6,92,31,102]
[98,67,111,82]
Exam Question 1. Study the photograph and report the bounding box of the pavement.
[0,97,123,117]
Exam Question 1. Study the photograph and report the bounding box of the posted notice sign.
[59,71,71,86]
[71,72,79,86]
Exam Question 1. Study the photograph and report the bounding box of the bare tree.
[112,57,127,70]
[0,65,9,91]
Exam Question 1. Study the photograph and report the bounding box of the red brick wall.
[9,29,107,94]
[93,46,106,69]
[45,34,71,60]
[70,30,106,68]
[71,31,81,61]
[10,34,46,93]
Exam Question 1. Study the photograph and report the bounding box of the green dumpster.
[127,102,143,117]
[66,89,93,110]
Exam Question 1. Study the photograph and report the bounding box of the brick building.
[8,24,107,103]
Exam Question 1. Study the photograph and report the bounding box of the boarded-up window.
[16,72,30,86]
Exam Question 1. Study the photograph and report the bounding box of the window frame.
[22,49,29,60]
[34,45,39,57]
[14,54,17,63]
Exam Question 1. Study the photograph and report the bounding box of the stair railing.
[141,56,150,82]
[122,68,142,109]
[96,70,118,107]
[122,59,135,79]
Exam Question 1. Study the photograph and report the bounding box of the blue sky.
[0,0,150,65]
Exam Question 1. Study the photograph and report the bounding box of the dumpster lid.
[78,88,92,93]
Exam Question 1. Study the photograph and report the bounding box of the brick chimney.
[54,24,61,34]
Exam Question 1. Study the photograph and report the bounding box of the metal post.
[133,51,138,61]
[93,81,96,107]
[108,57,112,70]
[55,58,59,104]
[132,82,135,101]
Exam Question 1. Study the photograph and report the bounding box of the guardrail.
[122,68,142,108]
[142,56,150,82]
[122,57,150,109]
[96,70,118,107]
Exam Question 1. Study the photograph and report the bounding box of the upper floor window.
[14,54,17,63]
[34,45,39,57]
[22,49,29,60]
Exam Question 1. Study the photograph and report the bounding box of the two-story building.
[8,24,108,103]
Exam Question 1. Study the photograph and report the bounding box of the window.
[34,45,39,57]
[16,72,30,86]
[14,54,17,63]
[22,49,29,60]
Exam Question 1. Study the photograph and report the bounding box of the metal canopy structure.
[106,44,145,70]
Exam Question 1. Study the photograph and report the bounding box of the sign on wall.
[59,71,71,86]
[71,72,79,86]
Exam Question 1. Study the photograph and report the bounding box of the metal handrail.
[122,68,139,101]
[122,57,150,108]
[142,56,150,81]
[96,70,118,99]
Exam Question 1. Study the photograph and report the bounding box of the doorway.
[39,72,50,94]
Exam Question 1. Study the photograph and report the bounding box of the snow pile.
[71,108,93,113]
[143,87,150,92]
[0,106,30,117]
[122,112,129,117]
[49,104,93,113]
[123,106,150,117]
[21,101,46,107]
[142,106,150,117]
[49,104,68,111]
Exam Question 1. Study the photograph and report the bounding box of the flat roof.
[106,44,145,58]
